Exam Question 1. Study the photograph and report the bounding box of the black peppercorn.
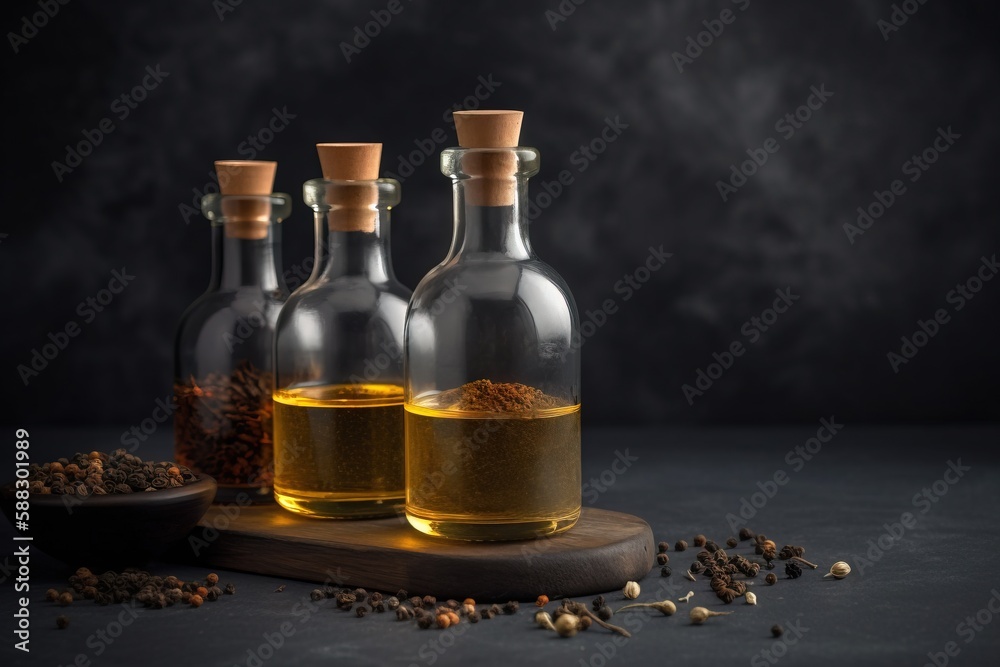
[693,534,707,547]
[690,562,703,574]
[765,573,777,585]
[396,607,414,621]
[597,606,614,621]
[354,588,368,602]
[224,583,236,595]
[675,540,688,552]
[705,541,719,553]
[479,608,494,620]
[660,566,672,577]
[503,600,519,614]
[489,604,503,616]
[417,614,434,628]
[387,596,400,610]
[592,595,606,611]
[409,596,423,609]
[468,610,479,623]
[397,589,408,600]
[657,541,669,553]
[739,527,755,541]
[656,553,669,566]
[726,537,738,548]
[356,606,368,618]
[56,615,70,629]
[785,562,803,579]
[772,624,783,638]
[370,591,384,604]
[717,588,739,604]
[422,595,437,608]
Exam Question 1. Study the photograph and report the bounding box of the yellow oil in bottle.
[404,399,581,540]
[273,383,404,518]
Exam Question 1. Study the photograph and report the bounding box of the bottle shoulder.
[277,277,411,331]
[411,258,577,312]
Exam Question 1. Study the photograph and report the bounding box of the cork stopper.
[215,160,277,240]
[454,111,522,207]
[316,143,381,232]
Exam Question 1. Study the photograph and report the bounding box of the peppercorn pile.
[307,586,523,628]
[25,450,198,496]
[45,567,234,609]
[657,528,820,605]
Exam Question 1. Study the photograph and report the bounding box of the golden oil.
[273,383,404,518]
[404,399,581,540]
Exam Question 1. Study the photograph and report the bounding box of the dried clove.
[690,607,732,625]
[617,600,677,616]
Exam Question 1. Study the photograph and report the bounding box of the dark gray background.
[2,0,999,428]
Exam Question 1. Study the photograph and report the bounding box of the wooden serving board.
[173,505,654,601]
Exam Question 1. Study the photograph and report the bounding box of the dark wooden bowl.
[1,476,216,568]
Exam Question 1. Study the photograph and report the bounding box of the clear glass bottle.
[174,161,290,503]
[273,143,410,518]
[404,111,582,540]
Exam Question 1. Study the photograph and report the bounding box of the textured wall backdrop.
[1,0,998,427]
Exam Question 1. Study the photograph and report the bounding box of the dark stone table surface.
[3,425,998,667]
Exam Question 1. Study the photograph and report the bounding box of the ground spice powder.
[440,379,564,413]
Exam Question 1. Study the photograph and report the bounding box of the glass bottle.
[404,111,582,540]
[174,161,290,503]
[273,143,410,518]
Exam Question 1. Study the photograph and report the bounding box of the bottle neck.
[317,210,395,283]
[210,224,283,291]
[453,179,532,260]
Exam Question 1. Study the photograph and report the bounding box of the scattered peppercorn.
[417,614,434,629]
[503,600,519,614]
[57,592,73,607]
[726,537,738,548]
[765,573,777,585]
[656,553,669,566]
[354,588,368,602]
[56,615,70,629]
[409,596,423,609]
[592,595,606,611]
[224,583,236,595]
[206,573,219,586]
[190,595,204,608]
[693,535,707,547]
[479,608,494,620]
[422,595,437,608]
[387,596,400,610]
[705,541,719,553]
[489,604,503,616]
[396,607,414,621]
[660,566,672,577]
[717,588,739,604]
[397,589,408,600]
[310,589,324,601]
[536,595,549,607]
[657,541,669,553]
[597,606,614,621]
[772,624,783,638]
[356,606,368,618]
[675,540,688,551]
[739,527,755,541]
[785,562,803,579]
[45,589,59,602]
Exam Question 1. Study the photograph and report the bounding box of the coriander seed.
[689,607,732,625]
[745,592,757,605]
[623,581,640,599]
[824,561,852,579]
